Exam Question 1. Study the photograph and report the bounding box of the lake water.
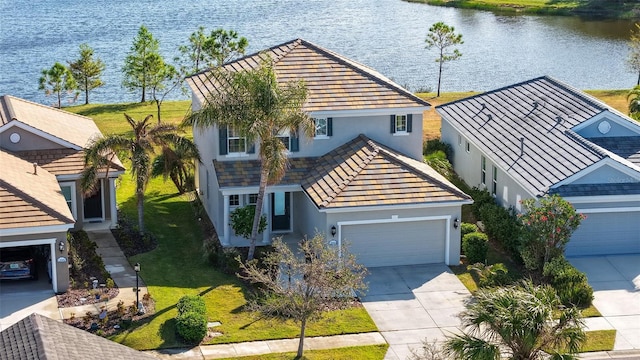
[0,0,636,105]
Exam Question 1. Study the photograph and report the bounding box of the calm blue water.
[0,0,636,105]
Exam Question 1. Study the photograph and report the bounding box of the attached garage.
[339,217,450,267]
[567,210,640,257]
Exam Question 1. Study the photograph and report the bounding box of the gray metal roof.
[437,76,639,197]
[549,183,640,197]
[0,313,157,360]
[588,136,640,166]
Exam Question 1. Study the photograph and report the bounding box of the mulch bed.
[63,297,155,337]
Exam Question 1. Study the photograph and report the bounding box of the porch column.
[109,178,117,228]
[262,194,270,244]
[223,194,230,246]
[50,242,58,293]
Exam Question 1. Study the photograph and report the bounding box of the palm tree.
[444,281,585,360]
[185,59,313,260]
[627,85,640,119]
[82,113,199,234]
[152,136,201,194]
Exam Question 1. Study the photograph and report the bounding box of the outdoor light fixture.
[453,218,460,229]
[331,225,337,237]
[58,241,65,252]
[134,263,141,313]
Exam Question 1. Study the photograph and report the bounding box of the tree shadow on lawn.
[71,102,143,117]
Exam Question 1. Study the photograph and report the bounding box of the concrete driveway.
[0,276,60,331]
[569,254,640,351]
[361,264,471,360]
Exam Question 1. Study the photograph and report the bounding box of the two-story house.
[438,76,640,257]
[187,39,472,267]
[0,95,124,293]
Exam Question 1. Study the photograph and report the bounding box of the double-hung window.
[396,115,407,132]
[481,156,486,186]
[276,130,291,150]
[492,166,498,196]
[390,114,412,134]
[228,127,246,154]
[314,118,328,137]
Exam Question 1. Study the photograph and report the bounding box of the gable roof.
[214,135,470,209]
[0,95,103,149]
[187,38,430,113]
[0,150,74,230]
[437,76,640,197]
[0,313,157,360]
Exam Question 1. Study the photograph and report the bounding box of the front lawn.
[67,103,377,350]
[216,344,389,360]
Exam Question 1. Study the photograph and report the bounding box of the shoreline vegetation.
[403,0,640,20]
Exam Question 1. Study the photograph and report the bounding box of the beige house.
[0,95,124,293]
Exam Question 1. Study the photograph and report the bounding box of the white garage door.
[567,211,640,256]
[342,219,446,267]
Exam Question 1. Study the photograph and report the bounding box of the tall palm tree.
[444,281,585,360]
[185,59,313,260]
[82,113,199,234]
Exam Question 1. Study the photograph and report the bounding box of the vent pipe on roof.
[556,115,563,124]
[519,138,525,157]
[33,162,37,175]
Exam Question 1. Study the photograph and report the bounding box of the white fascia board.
[576,206,640,213]
[0,121,82,150]
[0,238,57,248]
[551,158,640,189]
[220,184,302,196]
[0,224,74,237]
[56,170,125,182]
[338,214,451,227]
[571,110,640,135]
[563,194,640,204]
[309,106,429,118]
[320,199,473,213]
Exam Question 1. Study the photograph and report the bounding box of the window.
[458,134,462,146]
[492,166,498,196]
[315,118,328,137]
[277,134,291,150]
[59,182,76,220]
[465,141,470,153]
[481,156,486,185]
[246,193,258,205]
[229,195,240,207]
[228,127,246,154]
[396,115,407,132]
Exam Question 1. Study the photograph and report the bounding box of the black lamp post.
[134,263,140,311]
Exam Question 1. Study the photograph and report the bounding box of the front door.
[84,180,103,220]
[271,192,290,232]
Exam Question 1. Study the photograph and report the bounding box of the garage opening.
[0,240,57,292]
[340,218,448,267]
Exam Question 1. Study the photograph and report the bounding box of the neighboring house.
[438,76,640,257]
[187,38,472,267]
[0,95,124,293]
[0,313,157,359]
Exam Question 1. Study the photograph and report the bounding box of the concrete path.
[147,332,386,359]
[360,264,471,360]
[570,254,640,351]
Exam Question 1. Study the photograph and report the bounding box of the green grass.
[216,344,389,360]
[581,330,616,352]
[403,0,640,19]
[66,103,376,350]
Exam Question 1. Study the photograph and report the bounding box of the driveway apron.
[361,264,471,360]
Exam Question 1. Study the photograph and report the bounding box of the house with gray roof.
[0,313,156,359]
[187,39,472,267]
[438,76,640,256]
[0,95,124,292]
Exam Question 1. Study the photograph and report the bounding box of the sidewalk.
[58,228,148,319]
[146,332,387,359]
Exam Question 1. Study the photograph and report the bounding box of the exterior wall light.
[330,225,337,237]
[453,218,460,229]
[58,241,65,252]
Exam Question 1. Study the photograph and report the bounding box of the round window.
[597,121,611,134]
[9,132,21,143]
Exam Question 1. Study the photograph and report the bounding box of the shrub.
[423,138,452,160]
[460,222,478,238]
[424,150,453,178]
[468,262,510,287]
[176,311,207,343]
[468,187,496,219]
[462,232,489,264]
[478,204,521,256]
[543,256,593,307]
[177,295,206,316]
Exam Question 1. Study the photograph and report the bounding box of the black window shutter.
[247,142,255,154]
[219,127,228,155]
[390,115,396,133]
[291,130,299,152]
[407,114,413,133]
[327,118,333,136]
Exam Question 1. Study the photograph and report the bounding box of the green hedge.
[177,295,206,316]
[175,295,207,344]
[460,222,478,238]
[462,232,489,264]
[543,256,593,307]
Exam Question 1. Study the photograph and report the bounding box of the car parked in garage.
[0,247,37,280]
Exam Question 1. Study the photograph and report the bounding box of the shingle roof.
[587,136,640,166]
[437,76,634,197]
[214,135,470,209]
[0,150,74,229]
[187,38,430,113]
[15,148,124,176]
[0,95,103,149]
[0,313,157,360]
